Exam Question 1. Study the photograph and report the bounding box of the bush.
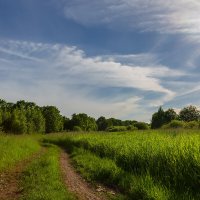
[106,126,127,132]
[184,121,199,129]
[127,125,138,131]
[162,120,185,129]
[73,126,82,132]
[134,122,149,130]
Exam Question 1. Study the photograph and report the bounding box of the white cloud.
[62,0,200,34]
[0,40,184,120]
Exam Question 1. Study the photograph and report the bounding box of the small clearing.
[60,151,108,200]
[0,148,45,200]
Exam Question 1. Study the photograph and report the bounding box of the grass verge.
[20,144,76,200]
[0,134,40,172]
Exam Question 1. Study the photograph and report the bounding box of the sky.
[0,0,200,122]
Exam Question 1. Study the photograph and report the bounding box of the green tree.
[107,118,122,126]
[165,108,177,123]
[42,106,63,133]
[179,105,200,122]
[134,122,149,130]
[63,117,71,131]
[7,109,27,134]
[26,108,45,133]
[96,116,109,131]
[71,113,97,131]
[151,107,166,129]
[0,109,3,130]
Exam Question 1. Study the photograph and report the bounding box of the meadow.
[45,130,200,200]
[0,133,75,200]
[1,130,200,200]
[0,134,40,172]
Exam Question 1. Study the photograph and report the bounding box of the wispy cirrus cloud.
[62,0,200,35]
[0,40,185,120]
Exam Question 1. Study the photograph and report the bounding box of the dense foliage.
[42,106,63,133]
[1,98,200,134]
[179,105,200,122]
[151,107,177,129]
[0,98,144,134]
[151,106,200,129]
[70,113,97,131]
[0,100,45,134]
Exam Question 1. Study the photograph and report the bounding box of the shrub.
[106,126,127,132]
[184,121,199,129]
[162,120,185,129]
[127,125,138,131]
[73,126,82,132]
[134,122,149,130]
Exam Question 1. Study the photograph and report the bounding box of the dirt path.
[0,148,45,200]
[60,151,109,200]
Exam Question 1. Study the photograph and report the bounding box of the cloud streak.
[0,39,185,120]
[62,0,200,35]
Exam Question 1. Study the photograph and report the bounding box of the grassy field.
[20,144,76,200]
[44,130,200,200]
[0,133,76,200]
[1,130,200,200]
[0,134,40,172]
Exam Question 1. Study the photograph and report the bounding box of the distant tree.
[0,99,6,108]
[96,116,109,131]
[107,118,123,127]
[134,122,149,130]
[165,108,178,123]
[63,117,71,131]
[71,113,97,131]
[0,99,14,111]
[26,108,45,133]
[4,109,28,134]
[0,109,3,129]
[106,118,114,127]
[42,106,63,133]
[151,107,166,129]
[1,110,11,131]
[179,105,200,122]
[123,120,136,126]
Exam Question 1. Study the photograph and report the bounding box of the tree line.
[0,98,200,134]
[151,106,200,129]
[0,99,148,134]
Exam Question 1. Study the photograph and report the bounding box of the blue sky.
[0,0,200,121]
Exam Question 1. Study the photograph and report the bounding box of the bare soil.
[0,148,45,200]
[60,150,110,200]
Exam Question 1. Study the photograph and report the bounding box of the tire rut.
[60,150,107,200]
[0,148,46,200]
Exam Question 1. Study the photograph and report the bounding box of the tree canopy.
[179,105,200,122]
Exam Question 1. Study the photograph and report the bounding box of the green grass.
[71,147,170,200]
[0,134,41,172]
[20,144,76,200]
[44,130,200,200]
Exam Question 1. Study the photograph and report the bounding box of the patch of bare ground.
[0,148,45,200]
[60,150,116,200]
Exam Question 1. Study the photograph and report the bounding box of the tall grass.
[45,130,200,199]
[0,134,41,172]
[71,147,171,200]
